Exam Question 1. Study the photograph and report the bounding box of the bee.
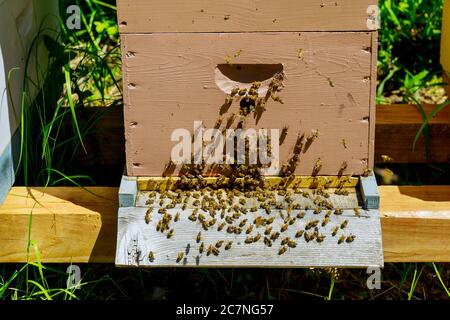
[145,209,152,224]
[295,230,304,238]
[338,235,346,244]
[174,212,180,222]
[270,232,280,241]
[322,216,330,227]
[227,226,236,234]
[146,198,154,206]
[193,200,200,206]
[212,247,220,256]
[280,224,289,233]
[278,246,288,255]
[239,198,246,205]
[341,139,348,149]
[225,241,233,250]
[281,237,290,246]
[176,252,184,263]
[245,236,253,244]
[325,210,332,218]
[354,208,361,218]
[331,226,339,237]
[188,213,197,222]
[159,199,165,206]
[266,217,275,225]
[340,220,348,229]
[196,231,202,243]
[305,220,319,230]
[207,245,214,256]
[264,226,272,235]
[304,231,315,242]
[312,158,322,176]
[254,217,265,227]
[253,233,261,242]
[246,225,254,234]
[167,228,175,239]
[230,87,239,97]
[271,95,284,104]
[234,227,242,235]
[158,208,167,214]
[346,234,356,243]
[316,234,325,243]
[363,168,372,177]
[239,219,248,228]
[296,211,305,219]
[238,88,247,96]
[182,203,187,211]
[199,242,205,254]
[218,222,226,231]
[215,240,224,248]
[334,208,343,215]
[288,217,296,225]
[148,251,155,262]
[287,240,297,248]
[250,206,258,212]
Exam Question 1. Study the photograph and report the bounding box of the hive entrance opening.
[215,63,284,94]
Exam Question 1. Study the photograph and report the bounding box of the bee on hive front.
[148,251,155,262]
[225,241,233,251]
[145,209,152,224]
[278,246,288,255]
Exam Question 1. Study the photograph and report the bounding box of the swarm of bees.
[141,67,372,265]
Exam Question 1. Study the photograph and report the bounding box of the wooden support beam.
[375,104,450,163]
[0,186,449,263]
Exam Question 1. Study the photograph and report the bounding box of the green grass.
[1,0,449,301]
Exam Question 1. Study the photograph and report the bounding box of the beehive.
[115,0,383,267]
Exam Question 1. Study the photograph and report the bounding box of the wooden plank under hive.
[116,0,382,267]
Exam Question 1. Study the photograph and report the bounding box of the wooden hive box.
[116,0,383,267]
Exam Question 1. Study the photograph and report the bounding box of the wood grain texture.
[122,32,374,177]
[368,32,378,169]
[1,186,449,263]
[116,207,383,267]
[443,71,450,96]
[375,104,450,163]
[116,0,378,33]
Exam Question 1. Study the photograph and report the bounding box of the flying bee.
[340,220,348,229]
[278,246,288,255]
[215,240,224,248]
[334,208,343,215]
[287,240,297,248]
[346,234,356,243]
[321,217,330,227]
[225,241,233,250]
[167,229,175,239]
[354,208,361,217]
[295,230,304,238]
[174,212,180,222]
[338,235,346,244]
[176,252,184,263]
[270,232,280,241]
[148,251,155,262]
[145,209,152,224]
[196,231,202,243]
